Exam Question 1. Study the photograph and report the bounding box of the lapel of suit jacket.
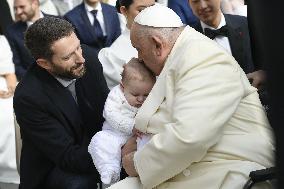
[34,65,83,135]
[79,3,102,45]
[194,22,203,34]
[225,14,245,70]
[101,3,111,43]
[135,63,168,133]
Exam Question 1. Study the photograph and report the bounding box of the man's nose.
[75,50,85,64]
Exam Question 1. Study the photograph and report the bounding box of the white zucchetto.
[134,3,184,28]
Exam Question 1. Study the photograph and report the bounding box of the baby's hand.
[132,128,143,138]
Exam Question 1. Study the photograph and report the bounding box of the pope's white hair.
[133,23,183,47]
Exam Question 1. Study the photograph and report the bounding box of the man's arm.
[5,30,27,80]
[14,95,97,173]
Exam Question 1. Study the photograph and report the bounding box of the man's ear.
[36,58,51,70]
[151,35,163,56]
[120,6,127,18]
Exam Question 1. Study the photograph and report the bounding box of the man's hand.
[122,136,137,157]
[247,70,267,89]
[122,151,138,177]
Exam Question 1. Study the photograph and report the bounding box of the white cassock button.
[182,169,191,176]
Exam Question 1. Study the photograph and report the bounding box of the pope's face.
[130,24,165,76]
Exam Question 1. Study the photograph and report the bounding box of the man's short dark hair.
[25,16,75,60]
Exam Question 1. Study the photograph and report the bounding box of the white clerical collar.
[27,11,44,27]
[55,76,76,88]
[201,13,226,32]
[84,1,102,12]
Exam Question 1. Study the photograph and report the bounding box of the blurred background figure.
[156,0,198,26]
[0,1,14,34]
[64,0,121,53]
[39,0,59,16]
[5,0,44,81]
[0,26,19,189]
[52,0,82,16]
[168,0,198,26]
[246,0,283,187]
[221,0,247,17]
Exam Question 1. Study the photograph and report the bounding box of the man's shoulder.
[14,66,42,100]
[64,3,84,18]
[224,14,248,26]
[101,2,116,10]
[5,21,27,35]
[101,2,119,15]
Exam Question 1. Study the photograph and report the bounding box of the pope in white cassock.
[108,4,275,189]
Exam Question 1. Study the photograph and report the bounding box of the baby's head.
[121,58,156,108]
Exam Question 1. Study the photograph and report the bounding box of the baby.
[88,58,156,185]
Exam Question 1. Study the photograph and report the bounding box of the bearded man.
[13,17,109,189]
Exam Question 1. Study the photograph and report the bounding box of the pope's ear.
[36,58,51,70]
[151,35,163,56]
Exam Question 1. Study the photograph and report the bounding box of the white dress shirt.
[201,13,232,55]
[85,2,107,36]
[27,12,44,27]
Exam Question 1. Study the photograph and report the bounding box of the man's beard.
[52,63,86,80]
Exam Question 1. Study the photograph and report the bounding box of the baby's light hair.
[121,58,156,85]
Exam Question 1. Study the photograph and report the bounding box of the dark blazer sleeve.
[14,95,96,173]
[13,64,98,174]
[238,15,255,71]
[5,24,29,80]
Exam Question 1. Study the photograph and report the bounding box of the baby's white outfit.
[88,85,138,185]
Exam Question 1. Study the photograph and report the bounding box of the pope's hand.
[122,151,138,177]
[122,136,137,157]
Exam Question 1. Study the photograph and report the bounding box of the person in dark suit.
[188,0,266,90]
[5,0,46,81]
[64,0,121,53]
[246,0,283,187]
[168,0,198,27]
[0,0,14,34]
[13,17,109,189]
